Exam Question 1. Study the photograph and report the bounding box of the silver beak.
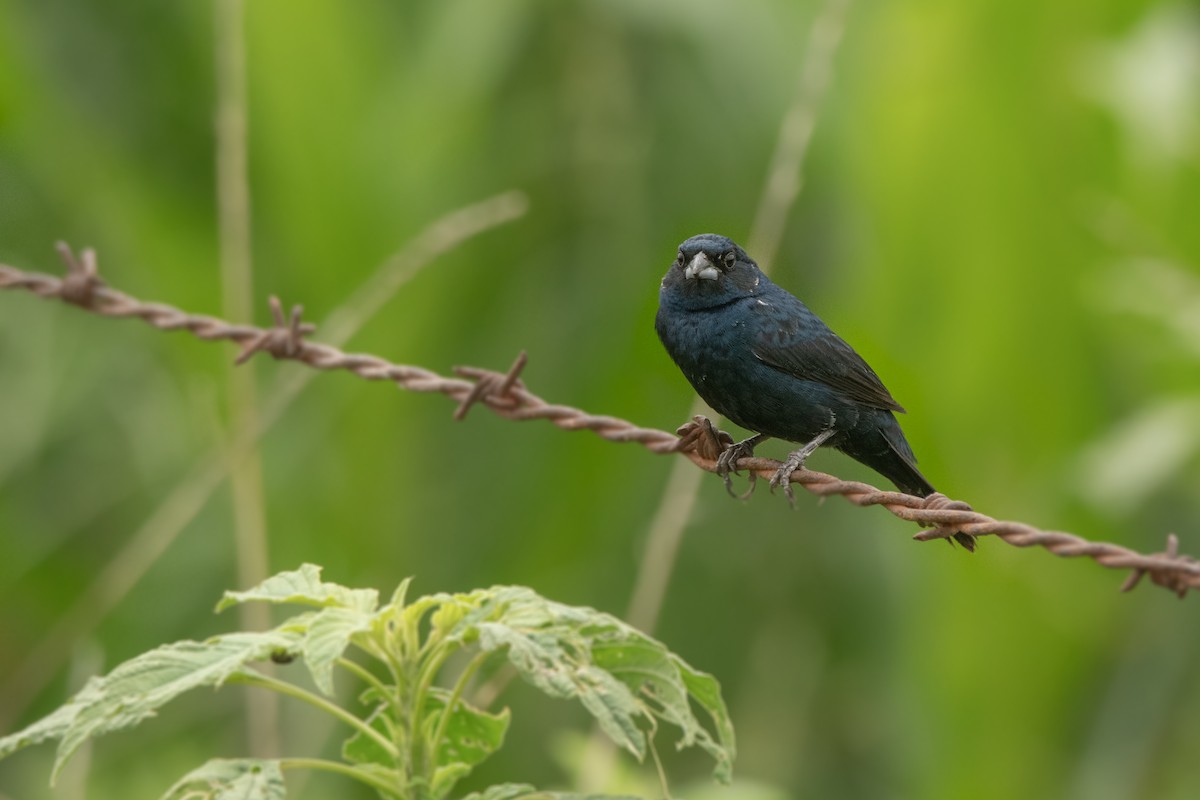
[684,252,721,281]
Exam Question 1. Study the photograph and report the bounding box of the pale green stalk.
[280,757,399,797]
[233,671,399,761]
[214,0,278,758]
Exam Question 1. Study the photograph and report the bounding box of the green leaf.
[593,638,735,783]
[439,586,735,781]
[0,689,95,760]
[388,575,415,610]
[50,629,299,780]
[673,656,736,784]
[342,700,396,768]
[424,689,511,799]
[217,563,379,613]
[473,619,644,757]
[160,758,285,800]
[303,606,376,695]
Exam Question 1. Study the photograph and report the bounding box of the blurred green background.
[2,0,1199,798]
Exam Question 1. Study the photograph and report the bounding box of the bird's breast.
[656,298,849,443]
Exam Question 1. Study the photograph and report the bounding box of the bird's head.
[660,233,762,309]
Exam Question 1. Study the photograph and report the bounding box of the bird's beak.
[684,252,721,281]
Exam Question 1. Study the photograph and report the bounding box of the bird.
[656,232,938,503]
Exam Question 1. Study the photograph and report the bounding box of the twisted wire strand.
[2,247,1197,598]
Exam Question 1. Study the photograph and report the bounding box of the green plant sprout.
[0,564,734,799]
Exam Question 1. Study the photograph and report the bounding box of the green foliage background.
[2,0,1199,797]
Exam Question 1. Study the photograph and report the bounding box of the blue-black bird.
[656,233,936,502]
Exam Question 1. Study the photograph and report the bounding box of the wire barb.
[915,493,979,552]
[3,245,1198,598]
[1120,533,1195,599]
[55,241,104,307]
[234,296,317,365]
[451,350,528,421]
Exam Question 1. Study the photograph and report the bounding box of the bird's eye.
[676,251,686,266]
[723,250,736,268]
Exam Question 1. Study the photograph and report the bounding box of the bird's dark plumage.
[655,233,935,499]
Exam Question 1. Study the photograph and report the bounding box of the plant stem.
[648,733,672,800]
[280,757,399,797]
[337,656,391,698]
[234,670,399,760]
[406,637,458,780]
[425,650,490,776]
[215,0,277,760]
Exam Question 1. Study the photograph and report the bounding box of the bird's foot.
[675,416,732,462]
[769,429,836,507]
[768,452,808,507]
[716,433,768,499]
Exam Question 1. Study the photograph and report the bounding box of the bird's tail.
[863,416,935,498]
[878,438,936,498]
[846,416,976,551]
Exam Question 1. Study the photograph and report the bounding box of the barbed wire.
[2,244,1198,598]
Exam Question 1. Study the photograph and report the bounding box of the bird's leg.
[770,428,836,505]
[715,433,769,498]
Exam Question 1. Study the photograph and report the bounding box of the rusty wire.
[2,244,1199,598]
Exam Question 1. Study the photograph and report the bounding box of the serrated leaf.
[342,702,396,768]
[424,689,511,799]
[51,629,299,780]
[472,620,644,759]
[674,656,736,783]
[593,637,735,783]
[433,697,510,768]
[217,563,378,613]
[303,606,375,695]
[441,586,734,782]
[160,758,285,800]
[388,575,414,609]
[0,681,101,759]
[571,665,646,759]
[428,598,469,637]
[432,763,472,799]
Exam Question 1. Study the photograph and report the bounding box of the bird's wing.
[752,315,907,413]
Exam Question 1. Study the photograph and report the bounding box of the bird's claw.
[768,452,808,508]
[715,434,765,500]
[714,443,748,476]
[722,470,757,500]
